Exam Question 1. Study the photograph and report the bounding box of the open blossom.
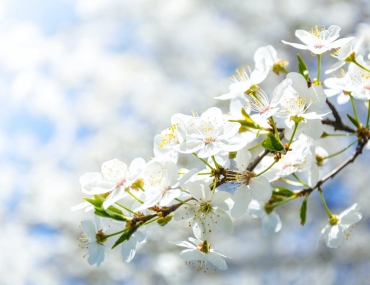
[215,62,268,100]
[153,114,190,163]
[324,71,352,105]
[259,134,318,187]
[228,147,272,218]
[174,237,227,271]
[246,78,291,119]
[247,200,282,236]
[180,107,246,158]
[79,158,146,209]
[79,217,113,267]
[277,72,329,140]
[174,180,234,240]
[254,45,289,75]
[282,25,354,55]
[318,204,362,248]
[135,159,198,211]
[121,227,147,262]
[326,35,364,74]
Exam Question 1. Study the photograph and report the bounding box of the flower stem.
[316,54,322,84]
[349,95,360,124]
[322,133,356,137]
[211,155,220,171]
[193,153,214,170]
[287,122,299,148]
[143,217,160,226]
[271,195,297,209]
[269,117,280,140]
[319,188,333,218]
[323,139,358,160]
[104,229,127,239]
[247,141,264,151]
[127,190,144,204]
[116,202,137,215]
[292,173,309,187]
[280,177,304,186]
[255,161,276,177]
[353,58,370,73]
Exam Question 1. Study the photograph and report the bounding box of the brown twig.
[323,99,356,133]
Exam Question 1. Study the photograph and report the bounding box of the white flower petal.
[249,176,272,202]
[206,252,228,270]
[231,186,251,218]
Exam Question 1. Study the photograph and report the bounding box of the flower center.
[159,123,178,149]
[204,137,216,145]
[199,201,213,214]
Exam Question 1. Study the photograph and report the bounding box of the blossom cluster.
[73,25,368,271]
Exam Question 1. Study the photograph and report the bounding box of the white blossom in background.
[79,217,113,267]
[318,204,362,248]
[282,25,354,55]
[278,72,329,140]
[174,180,234,240]
[153,114,190,163]
[347,56,370,100]
[174,237,228,271]
[180,107,246,158]
[324,72,352,105]
[79,158,146,209]
[214,62,268,100]
[230,147,272,218]
[247,200,282,236]
[326,35,364,74]
[136,159,198,211]
[121,227,147,263]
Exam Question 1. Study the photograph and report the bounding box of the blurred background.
[1,0,370,284]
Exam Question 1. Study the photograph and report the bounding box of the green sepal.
[112,224,140,249]
[83,197,102,208]
[94,209,111,219]
[300,195,308,226]
[297,54,310,81]
[229,108,264,131]
[347,114,361,128]
[157,214,174,226]
[262,133,285,152]
[105,209,131,222]
[273,187,295,197]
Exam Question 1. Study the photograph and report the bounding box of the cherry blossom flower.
[153,114,190,163]
[227,147,272,218]
[318,204,362,248]
[277,72,329,140]
[247,200,282,236]
[215,62,268,100]
[324,72,352,105]
[121,227,147,262]
[79,158,146,209]
[282,25,354,55]
[174,237,227,271]
[246,78,291,120]
[326,35,364,74]
[347,56,370,100]
[180,107,246,158]
[174,180,234,240]
[254,45,289,75]
[135,159,198,211]
[79,217,113,267]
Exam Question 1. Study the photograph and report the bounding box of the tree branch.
[323,99,356,133]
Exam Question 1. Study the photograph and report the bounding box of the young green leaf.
[262,133,285,152]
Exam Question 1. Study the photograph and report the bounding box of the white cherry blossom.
[282,25,354,55]
[180,107,246,158]
[153,114,190,163]
[229,147,272,218]
[135,159,198,211]
[174,180,234,240]
[347,56,370,100]
[121,227,147,263]
[174,237,227,271]
[326,35,364,74]
[318,203,362,248]
[215,62,268,100]
[79,158,146,209]
[254,45,289,75]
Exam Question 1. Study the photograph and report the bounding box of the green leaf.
[300,195,308,226]
[112,225,140,249]
[94,209,111,219]
[347,114,360,128]
[262,133,284,152]
[297,54,310,81]
[273,187,295,197]
[157,214,174,226]
[83,197,103,208]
